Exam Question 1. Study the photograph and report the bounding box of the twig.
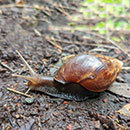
[89,32,130,58]
[7,88,33,98]
[108,116,127,130]
[33,29,62,50]
[33,29,42,36]
[0,4,30,9]
[46,37,62,50]
[47,25,130,57]
[0,4,51,17]
[50,36,62,50]
[88,111,117,130]
[60,6,77,11]
[122,67,130,70]
[54,38,117,49]
[37,117,42,130]
[0,61,15,72]
[53,3,77,11]
[47,25,128,49]
[54,6,68,16]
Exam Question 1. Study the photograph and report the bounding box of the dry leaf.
[15,0,24,7]
[117,104,130,117]
[107,82,130,98]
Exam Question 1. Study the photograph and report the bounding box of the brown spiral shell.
[54,54,123,92]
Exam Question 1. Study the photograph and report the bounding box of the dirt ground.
[0,0,130,130]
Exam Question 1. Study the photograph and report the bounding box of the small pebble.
[99,109,106,114]
[78,116,84,121]
[24,98,35,104]
[94,120,101,129]
[15,114,20,119]
[1,41,8,46]
[1,53,8,59]
[103,99,107,103]
[9,103,16,112]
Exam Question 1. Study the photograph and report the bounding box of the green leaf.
[81,1,87,5]
[87,0,94,3]
[112,37,120,42]
[91,5,98,13]
[83,12,91,17]
[112,6,124,16]
[98,13,107,18]
[68,22,76,26]
[114,21,128,29]
[107,6,115,14]
[99,29,106,34]
[98,6,105,12]
[81,0,94,5]
[102,0,114,4]
[116,7,124,15]
[106,20,114,29]
[95,22,105,28]
[120,36,125,41]
[115,0,121,4]
[127,25,130,29]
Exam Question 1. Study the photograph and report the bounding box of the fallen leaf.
[107,82,130,98]
[15,0,24,7]
[117,104,130,117]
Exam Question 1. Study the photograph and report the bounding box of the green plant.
[69,0,130,37]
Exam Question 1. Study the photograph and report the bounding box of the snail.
[12,51,123,101]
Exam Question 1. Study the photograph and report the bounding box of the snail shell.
[54,54,123,92]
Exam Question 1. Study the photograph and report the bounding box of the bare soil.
[0,0,130,130]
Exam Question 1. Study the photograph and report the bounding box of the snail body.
[13,51,123,101]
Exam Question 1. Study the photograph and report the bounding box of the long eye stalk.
[12,51,38,86]
[12,74,35,82]
[11,51,39,95]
